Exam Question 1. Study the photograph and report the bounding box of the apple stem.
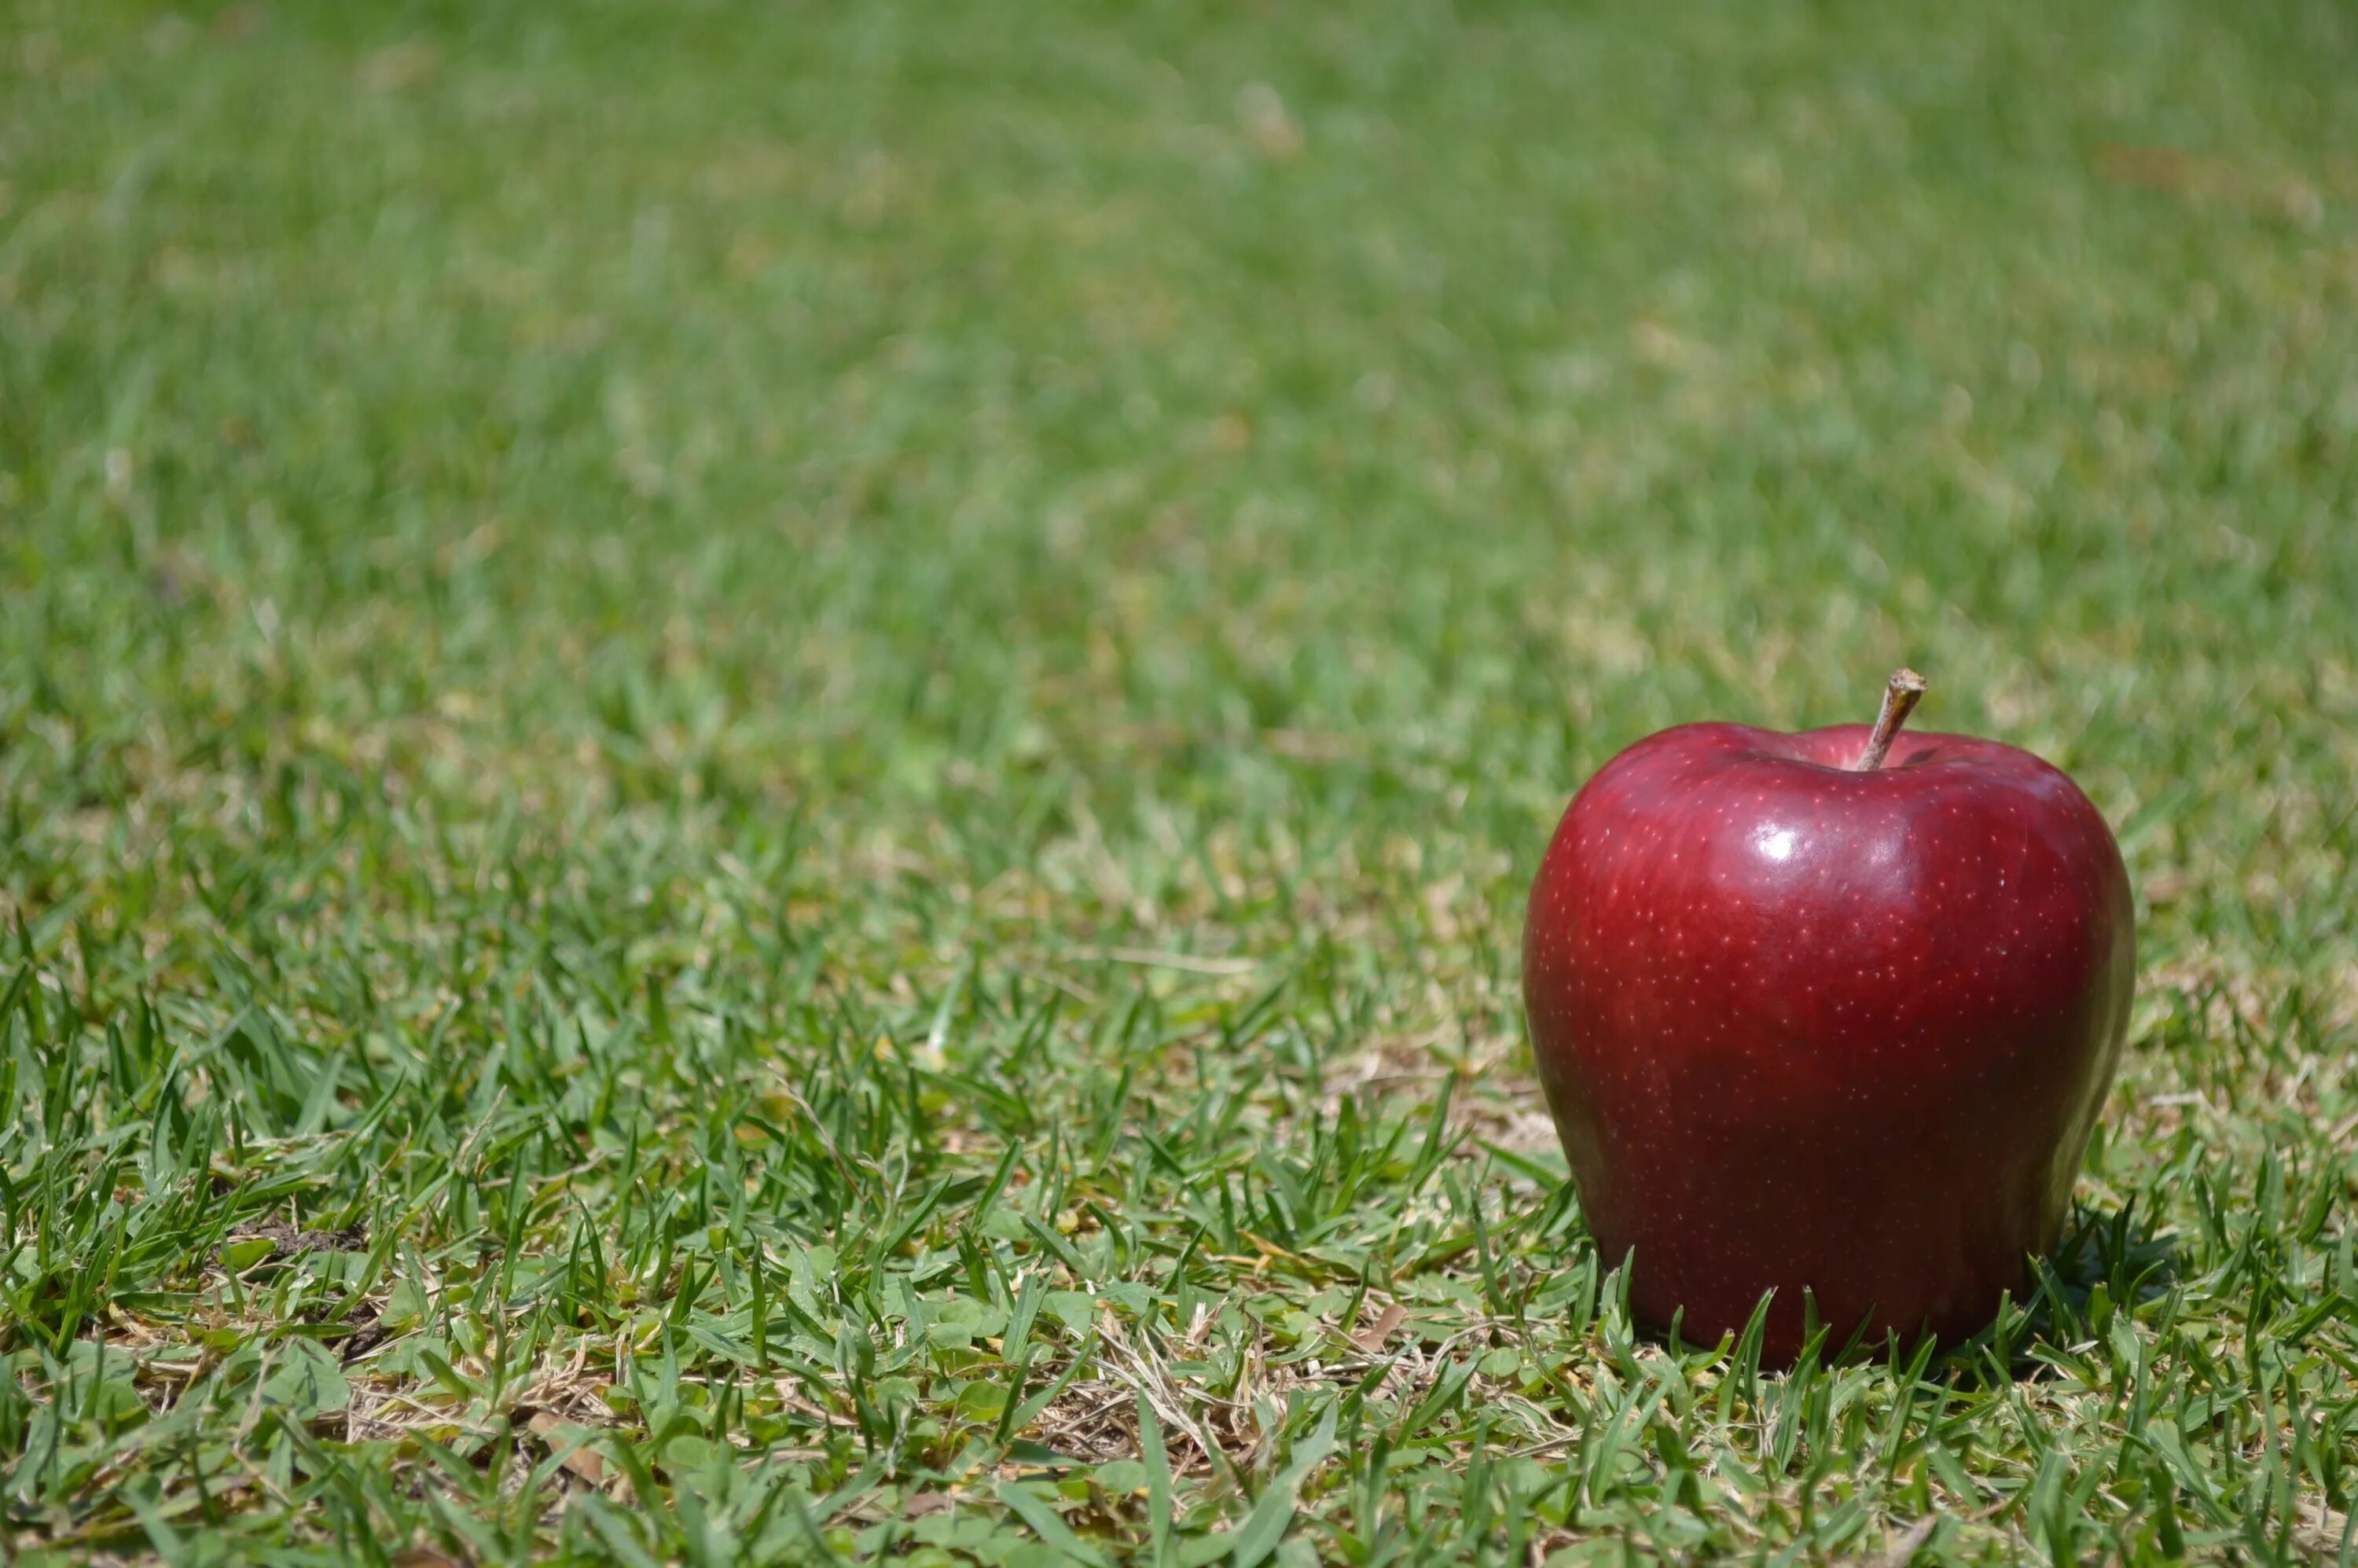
[1854,668,1928,771]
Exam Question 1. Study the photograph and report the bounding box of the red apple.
[1522,673,2134,1360]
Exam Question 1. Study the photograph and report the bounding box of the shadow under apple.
[1633,1196,2183,1383]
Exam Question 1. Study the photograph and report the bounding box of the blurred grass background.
[5,0,2358,1562]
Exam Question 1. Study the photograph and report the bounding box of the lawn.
[4,0,2357,1561]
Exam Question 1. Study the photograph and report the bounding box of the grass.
[3,0,2357,1560]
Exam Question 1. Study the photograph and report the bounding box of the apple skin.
[1522,720,2134,1361]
